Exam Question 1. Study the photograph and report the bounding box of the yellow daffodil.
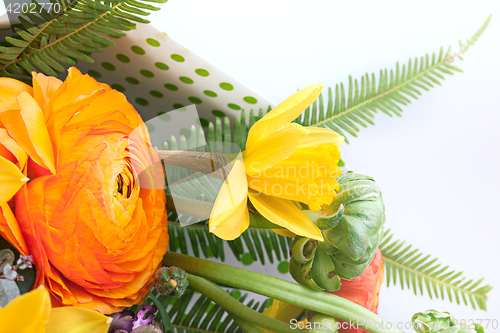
[209,84,344,241]
[0,286,111,333]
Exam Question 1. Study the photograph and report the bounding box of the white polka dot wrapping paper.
[72,22,273,126]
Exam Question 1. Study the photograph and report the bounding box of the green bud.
[290,172,385,290]
[155,266,188,297]
[412,310,484,333]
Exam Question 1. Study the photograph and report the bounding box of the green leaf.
[380,230,493,311]
[0,0,164,79]
[144,286,271,333]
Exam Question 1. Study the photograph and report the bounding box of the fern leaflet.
[298,16,491,142]
[380,229,492,311]
[0,0,166,80]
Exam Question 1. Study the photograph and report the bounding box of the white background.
[2,0,500,329]
[148,0,500,328]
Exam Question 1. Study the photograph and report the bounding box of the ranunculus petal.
[1,92,55,173]
[0,286,51,333]
[0,77,33,113]
[0,202,28,255]
[247,190,323,241]
[32,72,63,112]
[0,155,28,202]
[243,124,308,175]
[246,84,323,147]
[45,307,112,333]
[209,160,250,240]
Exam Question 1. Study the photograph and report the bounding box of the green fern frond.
[144,287,270,333]
[298,16,491,142]
[168,221,292,265]
[0,0,166,80]
[380,229,493,311]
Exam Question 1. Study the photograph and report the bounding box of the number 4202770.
[6,2,62,14]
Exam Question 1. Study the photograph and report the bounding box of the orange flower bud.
[330,248,384,333]
[0,68,168,314]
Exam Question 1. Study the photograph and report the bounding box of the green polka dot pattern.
[164,83,179,91]
[244,96,258,104]
[140,70,154,78]
[131,46,145,55]
[111,84,125,92]
[195,68,209,77]
[126,77,139,85]
[155,62,169,70]
[241,253,254,266]
[212,110,225,117]
[277,261,289,274]
[146,38,160,47]
[204,90,217,98]
[171,54,185,62]
[150,90,163,98]
[87,70,101,78]
[116,54,130,63]
[227,103,241,110]
[179,76,193,84]
[220,82,234,91]
[136,98,148,106]
[73,26,270,131]
[188,97,202,104]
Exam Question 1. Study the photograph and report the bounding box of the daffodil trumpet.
[206,83,344,241]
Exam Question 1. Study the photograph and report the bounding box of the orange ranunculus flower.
[0,67,168,314]
[331,248,384,333]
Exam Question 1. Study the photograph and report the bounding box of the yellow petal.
[300,126,344,148]
[261,300,304,333]
[0,77,33,113]
[209,160,250,240]
[0,286,51,333]
[272,228,297,238]
[45,307,112,333]
[32,72,63,111]
[1,92,56,174]
[248,189,323,241]
[246,84,323,147]
[243,124,308,175]
[0,155,29,202]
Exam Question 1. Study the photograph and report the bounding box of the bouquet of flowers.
[0,1,494,333]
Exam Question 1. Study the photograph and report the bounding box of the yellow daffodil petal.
[243,124,308,175]
[0,77,33,113]
[32,72,63,111]
[209,160,250,240]
[246,84,323,146]
[0,155,29,202]
[0,202,28,255]
[1,92,56,174]
[248,189,323,241]
[45,307,112,333]
[0,286,51,333]
[272,228,297,238]
[301,126,345,148]
[263,299,304,324]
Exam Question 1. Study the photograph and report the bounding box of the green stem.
[165,252,403,333]
[188,274,295,333]
[229,314,265,333]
